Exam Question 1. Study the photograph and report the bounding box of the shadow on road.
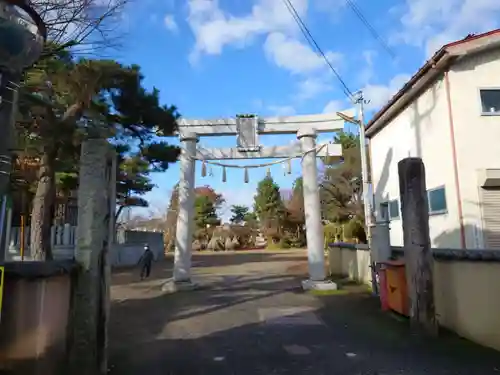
[109,272,500,375]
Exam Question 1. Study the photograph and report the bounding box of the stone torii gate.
[167,111,351,292]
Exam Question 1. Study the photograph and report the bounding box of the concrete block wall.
[327,243,500,352]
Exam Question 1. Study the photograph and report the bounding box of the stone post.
[172,133,198,285]
[107,153,117,245]
[68,138,110,374]
[63,223,71,245]
[297,128,336,291]
[398,157,437,335]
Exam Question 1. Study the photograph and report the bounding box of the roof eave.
[366,50,452,138]
[366,31,500,139]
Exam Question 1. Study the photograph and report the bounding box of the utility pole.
[355,91,374,233]
[338,91,377,293]
[355,91,378,294]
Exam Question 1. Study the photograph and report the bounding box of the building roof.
[366,29,500,138]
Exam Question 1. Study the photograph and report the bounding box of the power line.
[281,0,355,100]
[344,0,396,59]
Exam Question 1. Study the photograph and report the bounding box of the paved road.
[109,250,500,375]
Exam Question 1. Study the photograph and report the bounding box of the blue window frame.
[428,186,447,214]
[389,199,400,219]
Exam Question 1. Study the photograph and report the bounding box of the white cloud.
[362,74,411,111]
[267,105,296,116]
[393,0,500,56]
[187,0,308,62]
[264,32,341,75]
[357,50,377,85]
[186,0,341,101]
[164,14,178,32]
[296,77,331,100]
[323,99,344,114]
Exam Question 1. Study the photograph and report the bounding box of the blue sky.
[114,0,500,220]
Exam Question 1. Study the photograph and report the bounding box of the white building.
[367,30,500,250]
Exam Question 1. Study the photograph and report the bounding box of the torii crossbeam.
[165,111,352,293]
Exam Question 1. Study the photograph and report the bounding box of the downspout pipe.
[444,71,466,249]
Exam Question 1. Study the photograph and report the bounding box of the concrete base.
[301,279,338,291]
[161,279,199,294]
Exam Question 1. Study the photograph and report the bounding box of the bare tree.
[31,0,130,54]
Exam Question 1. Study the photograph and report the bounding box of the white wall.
[370,76,462,248]
[448,48,500,249]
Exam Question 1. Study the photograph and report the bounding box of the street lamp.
[0,0,46,258]
[0,0,46,69]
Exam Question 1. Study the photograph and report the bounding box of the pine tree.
[18,50,179,260]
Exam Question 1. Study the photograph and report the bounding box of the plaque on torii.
[166,111,353,294]
[235,114,260,152]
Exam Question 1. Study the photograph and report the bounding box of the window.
[389,199,400,219]
[428,186,447,214]
[379,202,389,222]
[480,89,500,115]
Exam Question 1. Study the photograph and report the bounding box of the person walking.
[139,243,154,280]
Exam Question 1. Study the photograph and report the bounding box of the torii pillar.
[163,112,353,292]
[173,132,197,284]
[298,128,327,285]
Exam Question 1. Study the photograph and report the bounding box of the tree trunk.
[30,150,56,261]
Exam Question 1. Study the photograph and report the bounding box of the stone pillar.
[173,133,198,284]
[69,138,110,373]
[298,129,336,290]
[398,157,437,335]
[107,152,117,245]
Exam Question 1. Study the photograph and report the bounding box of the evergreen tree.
[114,149,154,221]
[243,211,259,228]
[253,176,285,232]
[194,195,220,229]
[230,205,249,225]
[286,177,305,225]
[18,50,180,260]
